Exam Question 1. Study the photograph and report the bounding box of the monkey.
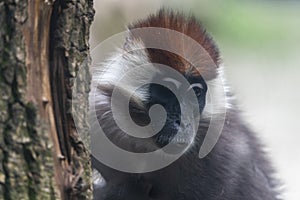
[91,9,281,200]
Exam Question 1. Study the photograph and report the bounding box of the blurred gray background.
[90,0,300,199]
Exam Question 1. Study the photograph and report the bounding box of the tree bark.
[0,0,94,199]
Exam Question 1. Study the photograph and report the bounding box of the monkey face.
[128,73,208,153]
[95,68,208,155]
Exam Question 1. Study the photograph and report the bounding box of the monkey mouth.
[154,134,192,154]
[156,135,190,145]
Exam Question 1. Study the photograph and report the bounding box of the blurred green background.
[90,0,300,199]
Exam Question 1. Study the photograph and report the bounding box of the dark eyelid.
[188,83,204,91]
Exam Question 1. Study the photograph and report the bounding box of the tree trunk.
[0,0,94,199]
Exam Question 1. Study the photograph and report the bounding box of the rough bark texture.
[0,0,94,199]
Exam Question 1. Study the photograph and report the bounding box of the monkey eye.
[188,83,204,97]
[129,98,147,114]
[188,83,204,90]
[129,97,151,126]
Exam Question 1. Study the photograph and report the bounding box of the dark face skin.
[129,74,208,149]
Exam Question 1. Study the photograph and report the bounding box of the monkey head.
[92,9,224,156]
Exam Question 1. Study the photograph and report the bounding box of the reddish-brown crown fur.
[127,8,220,79]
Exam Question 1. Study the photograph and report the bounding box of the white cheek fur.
[202,65,235,118]
[91,39,152,104]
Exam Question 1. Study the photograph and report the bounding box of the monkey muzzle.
[154,115,198,155]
